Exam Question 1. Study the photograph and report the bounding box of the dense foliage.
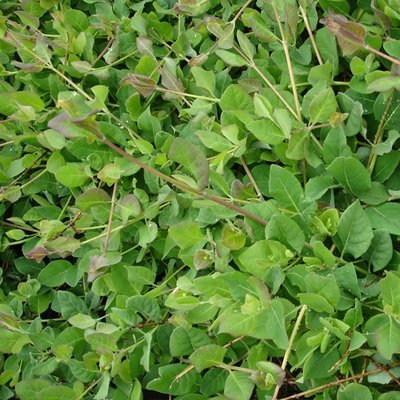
[1,0,400,398]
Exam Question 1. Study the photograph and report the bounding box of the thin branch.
[299,4,323,65]
[272,305,307,400]
[368,91,394,173]
[281,361,400,400]
[240,156,263,199]
[271,1,302,122]
[232,0,253,24]
[102,181,118,255]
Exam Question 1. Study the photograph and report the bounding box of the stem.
[232,0,253,24]
[281,361,400,400]
[102,181,118,255]
[240,156,263,199]
[271,1,302,122]
[366,44,400,67]
[156,87,218,102]
[272,305,307,400]
[0,169,47,201]
[367,91,394,173]
[244,54,298,120]
[299,5,323,65]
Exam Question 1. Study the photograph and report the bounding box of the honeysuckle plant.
[0,0,400,399]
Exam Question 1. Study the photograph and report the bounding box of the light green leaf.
[76,188,111,211]
[116,194,141,222]
[265,214,305,253]
[365,314,400,360]
[54,163,89,188]
[365,203,400,235]
[215,49,247,67]
[379,272,400,317]
[168,221,204,249]
[309,87,337,123]
[219,85,254,112]
[246,118,285,145]
[224,371,254,400]
[191,67,215,95]
[189,344,226,372]
[68,313,96,329]
[56,291,88,320]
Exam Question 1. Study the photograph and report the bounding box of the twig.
[272,305,307,400]
[271,1,302,122]
[368,91,394,173]
[232,0,253,24]
[368,358,400,386]
[102,181,118,255]
[240,156,263,199]
[299,5,323,65]
[280,361,400,400]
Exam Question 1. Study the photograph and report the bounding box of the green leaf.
[54,163,89,188]
[219,85,254,112]
[127,295,162,322]
[215,50,247,67]
[333,263,361,298]
[221,225,246,250]
[327,156,371,195]
[168,221,204,249]
[189,344,226,372]
[191,67,215,95]
[365,203,400,235]
[146,364,199,396]
[38,260,73,287]
[224,371,254,400]
[364,314,400,360]
[368,76,400,92]
[68,313,96,329]
[265,214,305,253]
[168,138,209,190]
[116,194,141,222]
[269,165,303,212]
[236,240,291,278]
[379,272,400,317]
[76,188,111,211]
[55,291,88,319]
[336,201,373,258]
[246,118,285,145]
[363,229,393,271]
[309,87,337,123]
[169,327,210,357]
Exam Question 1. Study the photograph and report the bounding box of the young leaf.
[168,138,209,190]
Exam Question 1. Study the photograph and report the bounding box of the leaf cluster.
[0,0,400,399]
